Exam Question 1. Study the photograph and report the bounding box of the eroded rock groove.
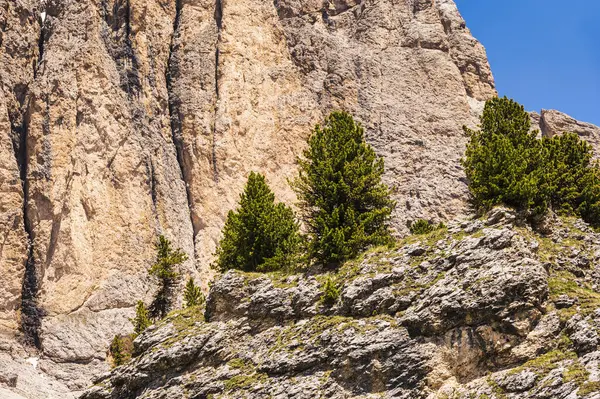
[16,3,47,347]
[211,0,222,183]
[166,0,199,246]
[18,98,41,348]
[101,0,141,97]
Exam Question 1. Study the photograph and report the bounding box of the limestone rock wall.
[171,0,498,273]
[0,0,41,337]
[271,0,496,232]
[0,0,596,397]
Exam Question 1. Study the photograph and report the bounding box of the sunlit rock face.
[0,0,598,397]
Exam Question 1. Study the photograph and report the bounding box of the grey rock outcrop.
[82,209,600,398]
[530,109,600,155]
[540,109,600,140]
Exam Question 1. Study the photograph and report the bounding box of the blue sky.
[455,0,599,126]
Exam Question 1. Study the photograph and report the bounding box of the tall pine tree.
[214,172,300,272]
[149,236,188,319]
[542,132,594,214]
[109,335,131,368]
[292,111,395,266]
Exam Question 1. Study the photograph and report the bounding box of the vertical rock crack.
[166,0,200,257]
[212,0,222,183]
[15,1,50,349]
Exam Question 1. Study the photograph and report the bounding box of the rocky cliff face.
[82,209,600,398]
[0,0,599,398]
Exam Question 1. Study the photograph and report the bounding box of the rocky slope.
[0,0,599,397]
[82,208,600,398]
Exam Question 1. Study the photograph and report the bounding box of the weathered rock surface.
[530,109,600,152]
[174,0,498,270]
[0,0,500,395]
[1,0,600,397]
[0,0,41,337]
[20,0,197,392]
[81,209,600,398]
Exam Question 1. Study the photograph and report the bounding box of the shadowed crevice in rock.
[166,0,199,252]
[146,159,159,209]
[211,0,223,183]
[34,7,46,79]
[100,0,141,97]
[20,250,41,348]
[14,8,46,347]
[18,118,41,348]
[18,99,42,349]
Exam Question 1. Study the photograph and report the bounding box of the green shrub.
[109,334,132,368]
[214,172,301,272]
[183,277,205,308]
[131,300,152,336]
[542,133,600,220]
[149,236,188,319]
[409,219,444,235]
[320,276,340,306]
[463,97,600,227]
[577,167,600,227]
[292,111,396,266]
[543,133,591,211]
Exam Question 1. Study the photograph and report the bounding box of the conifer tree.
[214,172,300,272]
[463,97,600,228]
[109,335,129,368]
[409,219,444,235]
[292,111,395,266]
[149,235,188,319]
[320,276,340,306]
[183,277,205,308]
[131,300,152,336]
[578,167,600,227]
[542,132,594,214]
[462,97,547,214]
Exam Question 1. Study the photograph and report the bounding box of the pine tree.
[578,167,600,227]
[292,111,395,266]
[320,276,340,306]
[214,172,301,272]
[183,277,205,308]
[542,133,594,214]
[131,300,152,336]
[109,335,130,368]
[462,97,547,214]
[409,219,444,235]
[149,235,188,319]
[462,97,600,228]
